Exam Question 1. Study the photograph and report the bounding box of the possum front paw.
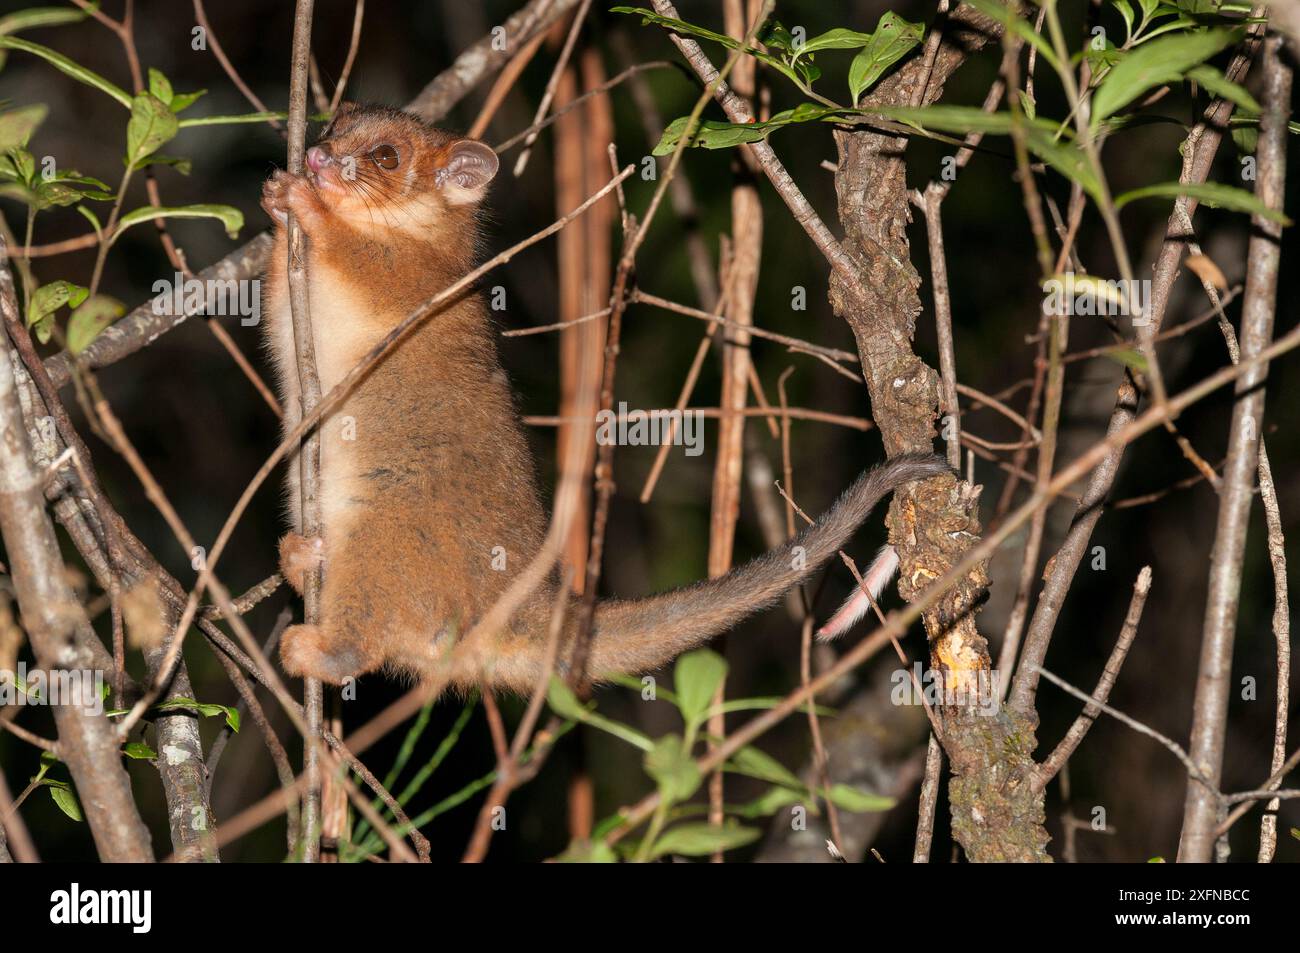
[280,624,365,685]
[279,532,324,595]
[261,170,321,228]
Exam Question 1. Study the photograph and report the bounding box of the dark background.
[1,0,1296,862]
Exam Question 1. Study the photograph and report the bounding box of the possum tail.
[581,453,951,679]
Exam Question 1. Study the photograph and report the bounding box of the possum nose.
[306,146,331,172]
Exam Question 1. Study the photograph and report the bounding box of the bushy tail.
[582,453,951,679]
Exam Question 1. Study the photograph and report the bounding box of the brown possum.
[260,103,949,693]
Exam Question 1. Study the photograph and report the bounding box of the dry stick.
[328,0,366,114]
[1217,746,1300,836]
[912,735,943,862]
[468,30,547,139]
[774,371,846,854]
[1256,442,1289,862]
[568,4,773,691]
[706,0,764,859]
[598,325,1300,848]
[1179,31,1290,865]
[1034,566,1152,791]
[461,571,572,862]
[1008,12,1267,717]
[512,0,594,177]
[283,0,324,864]
[1032,665,1212,791]
[632,291,858,365]
[920,187,960,470]
[0,767,37,863]
[45,0,581,388]
[193,0,284,132]
[0,253,153,862]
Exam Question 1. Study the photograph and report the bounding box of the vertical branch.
[284,0,324,863]
[1178,31,1291,863]
[705,0,764,859]
[553,35,615,841]
[0,244,153,862]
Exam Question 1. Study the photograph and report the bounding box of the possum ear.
[438,140,498,204]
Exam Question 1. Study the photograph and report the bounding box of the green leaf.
[1091,28,1240,126]
[122,741,157,760]
[1104,348,1150,373]
[644,734,701,803]
[66,294,124,354]
[176,110,288,128]
[611,7,743,51]
[1113,0,1136,39]
[546,676,653,750]
[75,203,103,241]
[152,696,241,732]
[798,27,873,55]
[167,89,206,114]
[1185,63,1259,112]
[0,5,93,36]
[673,648,727,726]
[725,744,803,790]
[113,203,243,243]
[125,91,179,168]
[653,103,842,155]
[647,821,759,859]
[147,67,173,106]
[847,12,924,103]
[733,786,805,818]
[1114,180,1291,223]
[26,279,87,329]
[824,783,895,812]
[0,35,131,107]
[0,103,46,151]
[48,783,82,821]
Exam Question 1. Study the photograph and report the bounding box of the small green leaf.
[733,786,805,818]
[673,648,727,726]
[67,294,124,354]
[1114,180,1291,223]
[167,89,207,114]
[49,783,83,822]
[176,110,288,128]
[823,783,895,813]
[0,103,46,151]
[963,0,1063,77]
[647,821,759,859]
[611,7,744,52]
[797,27,874,55]
[653,103,842,155]
[125,91,179,168]
[644,734,701,803]
[122,741,157,760]
[1105,347,1151,373]
[26,279,87,329]
[848,12,924,103]
[147,67,172,105]
[726,744,803,790]
[113,203,243,242]
[1091,28,1240,126]
[0,35,131,107]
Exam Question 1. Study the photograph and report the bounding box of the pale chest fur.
[263,250,387,534]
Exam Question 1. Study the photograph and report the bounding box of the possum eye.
[370,144,400,170]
